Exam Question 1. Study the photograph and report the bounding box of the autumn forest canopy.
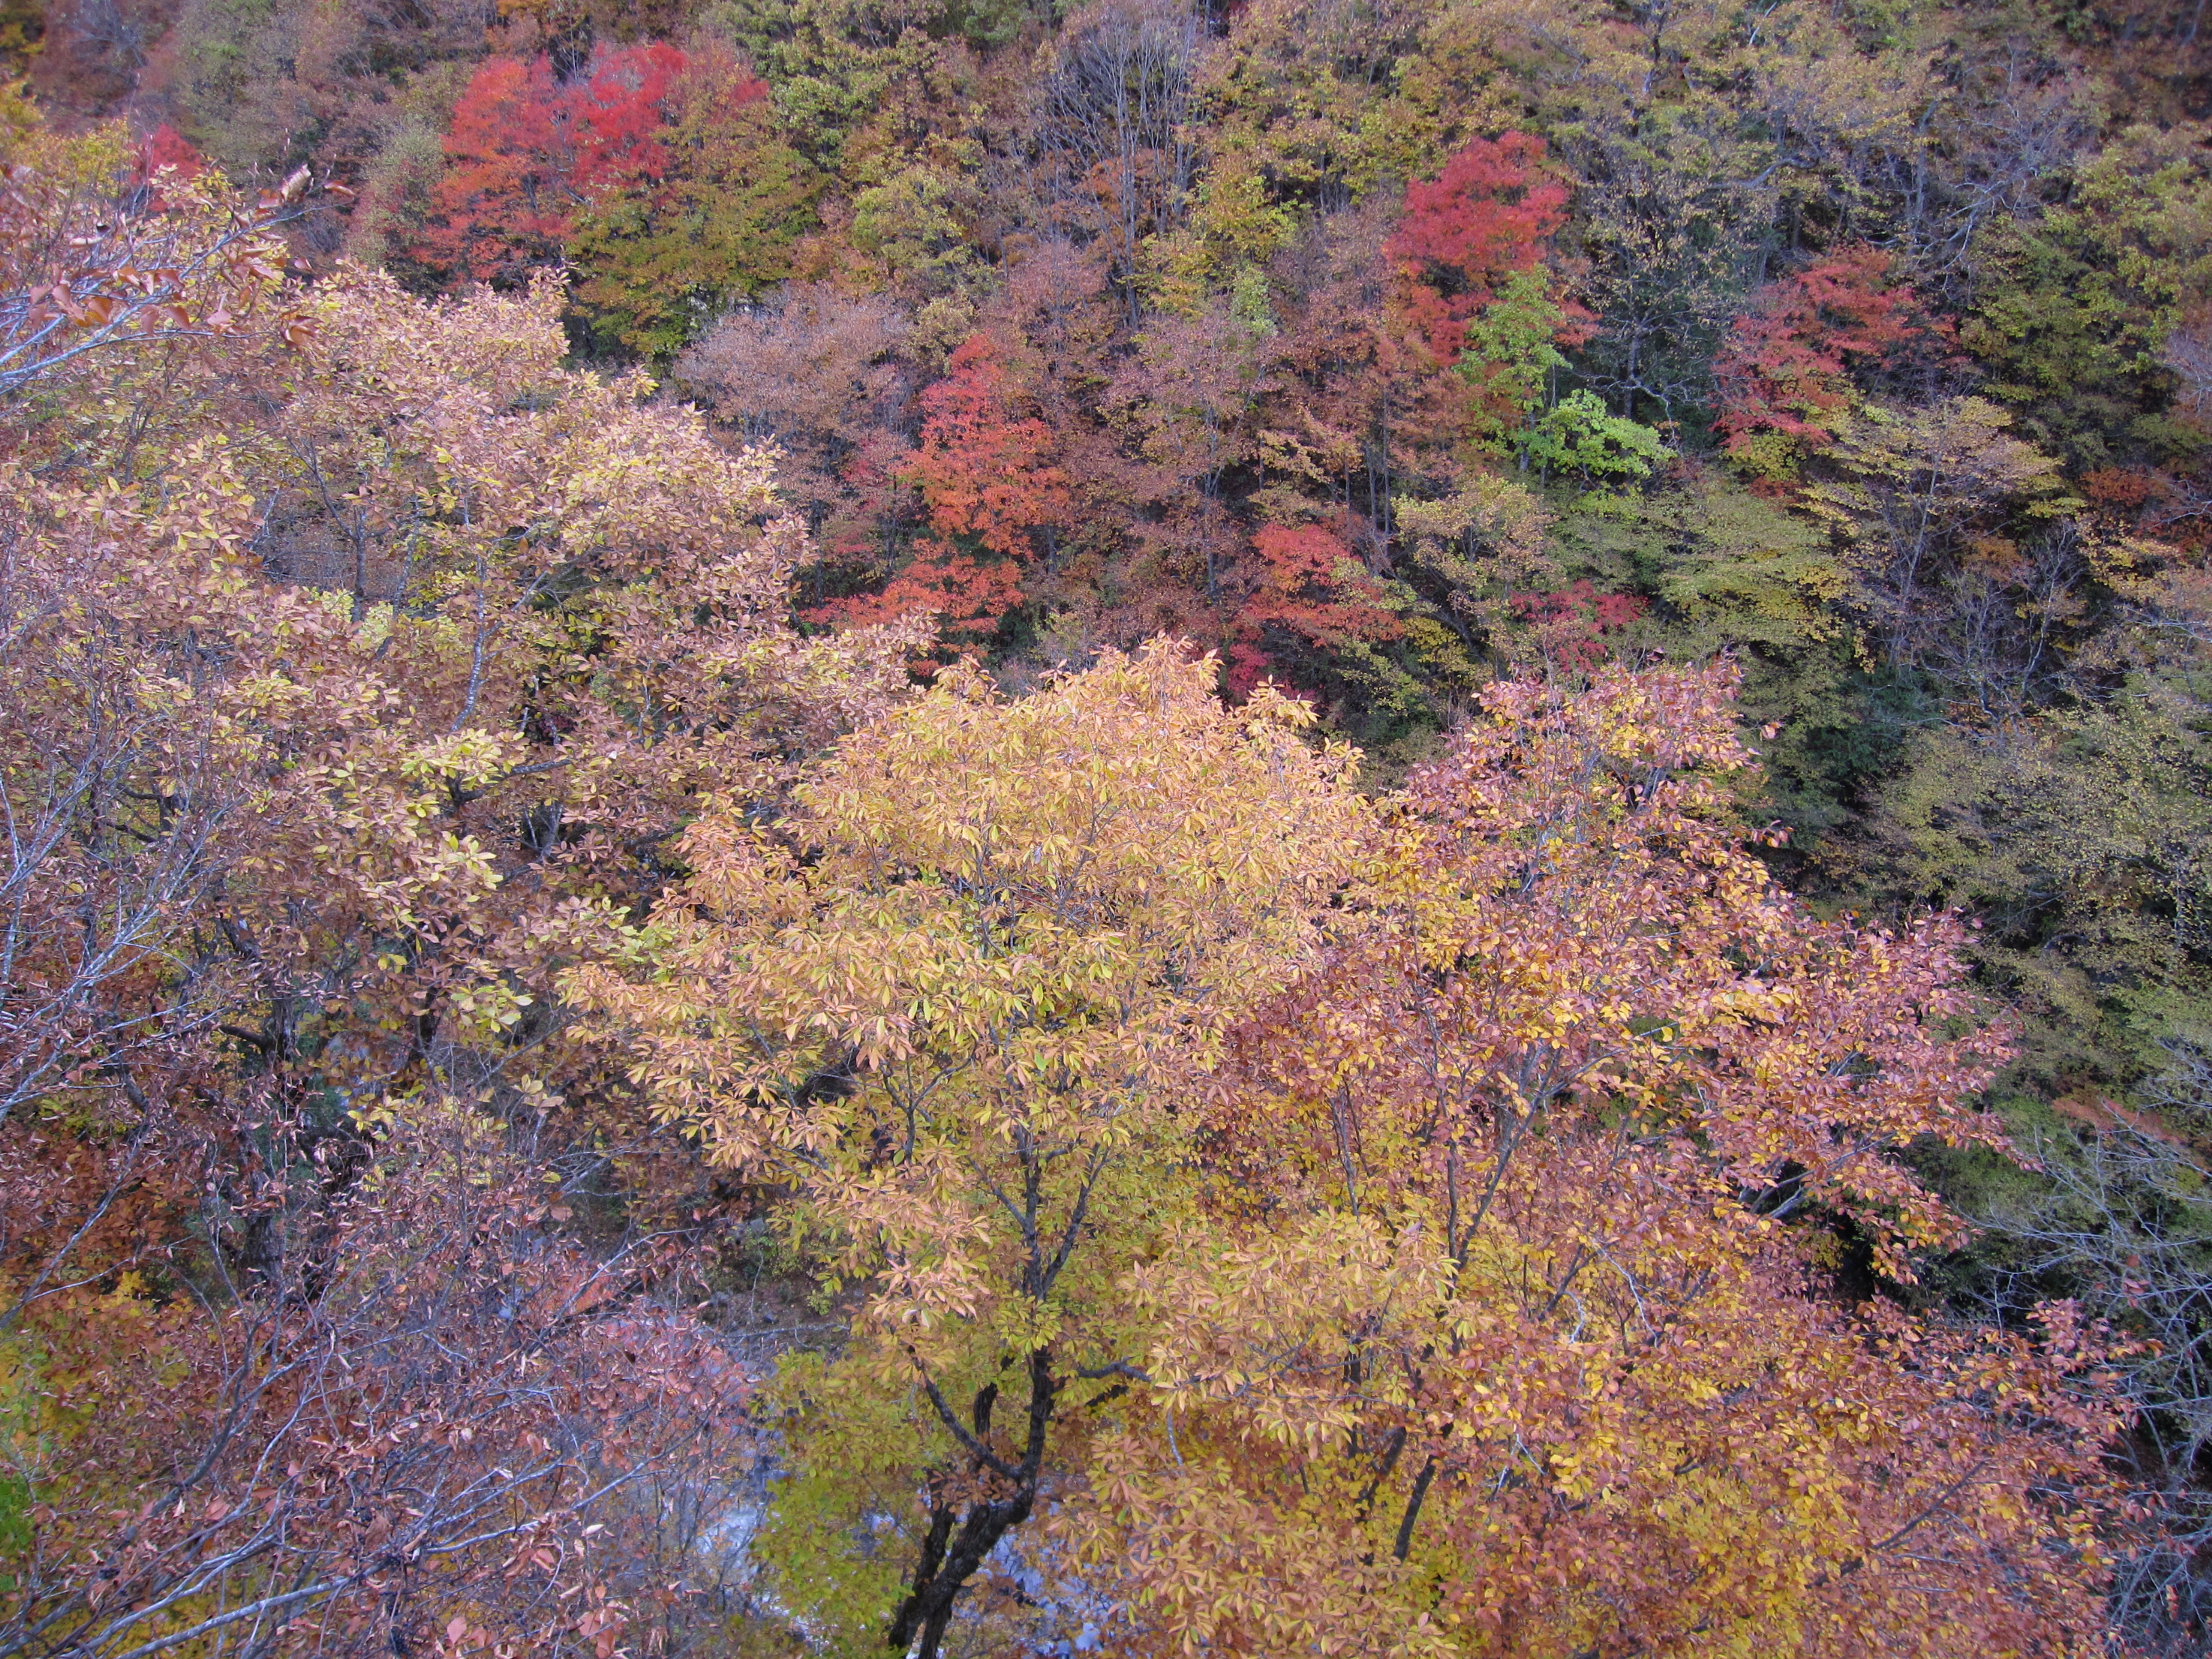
[0,0,2209,1652]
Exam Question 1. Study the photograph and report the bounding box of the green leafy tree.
[1802,396,2072,675]
[1522,387,1670,485]
[1964,121,2212,472]
[1849,652,2212,1093]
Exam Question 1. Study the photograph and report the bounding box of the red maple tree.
[826,332,1069,645]
[1385,132,1569,367]
[131,123,204,202]
[1511,578,1647,672]
[413,43,687,287]
[567,40,686,199]
[1714,245,1954,470]
[1229,520,1404,695]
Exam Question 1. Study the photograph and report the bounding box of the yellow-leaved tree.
[566,640,1367,1656]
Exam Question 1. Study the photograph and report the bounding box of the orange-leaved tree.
[824,331,1070,649]
[1064,661,2130,1656]
[0,257,906,1145]
[565,641,1368,1658]
[570,647,2130,1656]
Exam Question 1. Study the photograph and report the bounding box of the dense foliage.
[1,0,2210,1650]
